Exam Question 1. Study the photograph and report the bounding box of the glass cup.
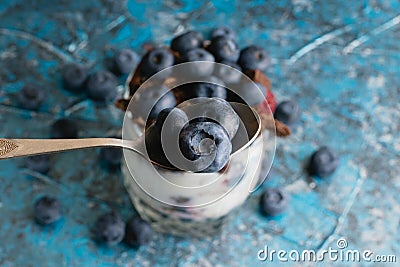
[120,63,275,237]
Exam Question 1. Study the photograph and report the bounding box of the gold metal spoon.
[0,103,261,170]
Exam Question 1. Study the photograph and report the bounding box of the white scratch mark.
[73,40,88,54]
[105,15,126,32]
[22,169,68,190]
[285,178,312,193]
[316,166,367,251]
[367,74,386,89]
[0,45,17,59]
[0,28,75,62]
[288,25,353,64]
[343,14,400,54]
[63,99,88,116]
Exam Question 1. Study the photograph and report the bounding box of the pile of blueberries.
[124,28,278,173]
[120,27,339,217]
[20,26,340,246]
[144,97,240,173]
[125,27,274,117]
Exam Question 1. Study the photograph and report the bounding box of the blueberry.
[175,77,227,102]
[100,147,122,166]
[125,216,154,247]
[155,107,188,134]
[193,77,227,99]
[170,31,204,55]
[172,83,191,103]
[144,124,172,168]
[210,26,236,40]
[182,48,215,77]
[51,119,78,139]
[207,36,240,62]
[25,155,50,174]
[179,97,239,139]
[214,61,242,84]
[259,188,289,216]
[134,84,176,120]
[308,146,339,177]
[18,84,45,110]
[150,108,189,168]
[34,196,62,225]
[179,121,232,173]
[94,211,125,246]
[183,48,214,62]
[274,100,300,125]
[139,48,174,80]
[114,48,139,74]
[238,45,270,71]
[86,70,118,102]
[231,81,266,106]
[62,64,88,92]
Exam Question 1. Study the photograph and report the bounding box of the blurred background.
[0,0,399,266]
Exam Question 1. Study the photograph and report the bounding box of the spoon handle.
[0,138,130,160]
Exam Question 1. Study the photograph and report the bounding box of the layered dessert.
[116,28,289,236]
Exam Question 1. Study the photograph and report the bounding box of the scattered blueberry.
[114,48,139,74]
[34,196,62,225]
[179,97,239,139]
[274,100,300,125]
[259,188,289,216]
[210,26,236,40]
[133,83,176,120]
[125,216,154,247]
[51,119,78,139]
[94,211,125,246]
[207,36,240,62]
[214,60,242,84]
[238,45,270,71]
[100,147,123,166]
[138,48,174,80]
[62,64,88,92]
[25,155,50,174]
[18,84,45,110]
[308,146,339,177]
[170,31,204,55]
[86,70,118,102]
[182,48,215,77]
[179,121,232,172]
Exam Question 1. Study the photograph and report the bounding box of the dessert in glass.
[115,30,289,236]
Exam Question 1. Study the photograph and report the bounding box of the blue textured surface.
[0,1,399,266]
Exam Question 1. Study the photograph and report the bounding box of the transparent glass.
[121,118,268,237]
[120,63,275,237]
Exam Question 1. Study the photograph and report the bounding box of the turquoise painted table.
[0,1,399,266]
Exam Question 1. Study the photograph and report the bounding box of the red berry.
[264,89,277,113]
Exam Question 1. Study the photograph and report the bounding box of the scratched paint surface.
[0,1,399,266]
